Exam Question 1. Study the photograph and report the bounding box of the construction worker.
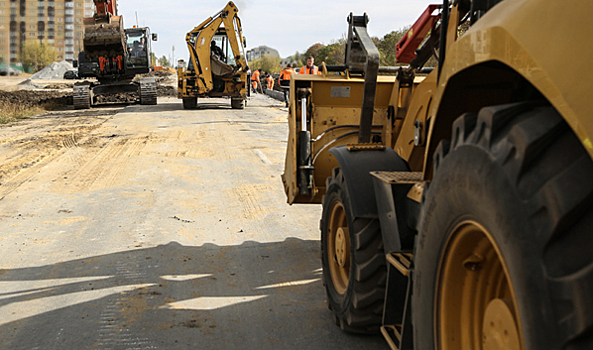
[299,56,321,75]
[266,74,274,91]
[279,63,294,107]
[251,69,261,93]
[210,40,225,61]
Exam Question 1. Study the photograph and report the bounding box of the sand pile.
[30,61,73,80]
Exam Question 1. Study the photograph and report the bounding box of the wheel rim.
[436,220,523,350]
[327,200,350,295]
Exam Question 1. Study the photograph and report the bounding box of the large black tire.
[231,98,245,109]
[413,103,593,349]
[182,97,197,109]
[320,168,386,334]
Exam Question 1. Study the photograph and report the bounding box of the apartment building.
[246,45,279,62]
[0,0,94,64]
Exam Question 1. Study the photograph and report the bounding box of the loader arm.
[223,13,247,74]
[185,1,246,93]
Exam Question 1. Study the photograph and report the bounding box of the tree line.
[250,26,426,74]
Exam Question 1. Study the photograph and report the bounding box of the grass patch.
[0,90,70,124]
[0,103,52,124]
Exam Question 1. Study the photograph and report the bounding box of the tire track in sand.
[55,135,148,193]
[225,184,272,220]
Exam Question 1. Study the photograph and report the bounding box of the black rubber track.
[139,80,157,105]
[320,168,386,334]
[413,102,593,349]
[182,97,197,109]
[73,85,91,110]
[231,98,245,109]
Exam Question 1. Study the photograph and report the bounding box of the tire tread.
[417,102,593,349]
[321,169,386,334]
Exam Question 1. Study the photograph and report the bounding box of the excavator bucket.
[83,15,126,59]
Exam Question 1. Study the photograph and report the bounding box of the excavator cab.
[210,29,236,78]
[211,29,236,65]
[124,27,153,73]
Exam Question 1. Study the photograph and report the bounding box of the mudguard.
[329,145,409,218]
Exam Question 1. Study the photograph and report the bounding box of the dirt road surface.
[0,94,387,349]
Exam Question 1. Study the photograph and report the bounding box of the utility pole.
[172,45,175,68]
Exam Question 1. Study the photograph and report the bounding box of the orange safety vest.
[279,68,293,81]
[251,70,260,81]
[299,65,320,75]
[267,76,274,89]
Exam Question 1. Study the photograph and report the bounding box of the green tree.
[376,26,410,66]
[249,54,281,74]
[21,41,55,72]
[287,51,305,68]
[295,23,444,69]
[158,55,170,67]
[305,43,323,60]
[150,52,157,67]
[318,38,347,65]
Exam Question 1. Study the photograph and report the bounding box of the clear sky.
[117,0,434,64]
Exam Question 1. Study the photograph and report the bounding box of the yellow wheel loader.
[177,1,249,109]
[281,0,593,349]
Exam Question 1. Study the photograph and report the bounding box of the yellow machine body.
[283,0,593,203]
[177,1,248,107]
[281,1,593,347]
[426,0,593,173]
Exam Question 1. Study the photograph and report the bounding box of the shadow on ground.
[0,238,386,350]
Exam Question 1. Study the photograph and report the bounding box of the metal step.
[381,325,403,350]
[386,252,413,276]
[371,171,423,184]
[382,252,414,350]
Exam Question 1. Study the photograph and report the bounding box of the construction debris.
[0,90,72,108]
[2,70,177,112]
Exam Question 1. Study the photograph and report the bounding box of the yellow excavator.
[177,1,248,109]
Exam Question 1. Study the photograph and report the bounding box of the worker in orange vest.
[251,69,261,93]
[299,56,321,75]
[266,74,274,90]
[279,63,294,107]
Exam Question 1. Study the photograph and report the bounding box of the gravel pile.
[17,79,45,89]
[30,61,73,80]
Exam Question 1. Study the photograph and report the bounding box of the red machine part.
[395,4,441,63]
[116,55,123,70]
[94,0,117,18]
[99,56,107,71]
[98,56,124,72]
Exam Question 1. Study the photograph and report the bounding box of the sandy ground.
[0,94,387,350]
[0,75,71,91]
